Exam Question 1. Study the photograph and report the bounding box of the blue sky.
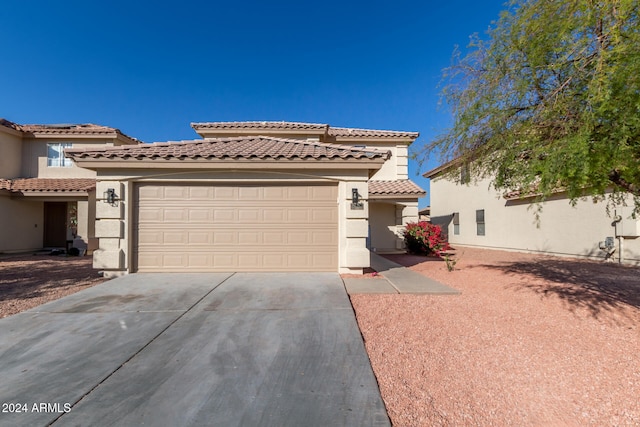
[1,0,507,207]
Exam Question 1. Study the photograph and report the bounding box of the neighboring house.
[0,119,139,254]
[424,160,640,265]
[419,206,430,221]
[63,121,425,276]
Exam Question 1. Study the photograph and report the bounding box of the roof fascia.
[194,128,329,138]
[369,194,424,201]
[422,157,463,178]
[10,192,89,199]
[333,136,417,145]
[23,131,119,140]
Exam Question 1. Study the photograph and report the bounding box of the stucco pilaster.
[339,179,370,273]
[93,180,128,273]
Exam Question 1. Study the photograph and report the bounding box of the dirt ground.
[351,247,640,426]
[0,254,106,318]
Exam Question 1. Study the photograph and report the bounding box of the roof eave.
[10,191,91,198]
[0,124,23,137]
[369,193,426,200]
[333,136,418,144]
[23,131,119,140]
[423,157,463,178]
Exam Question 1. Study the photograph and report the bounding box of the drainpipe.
[613,212,623,264]
[618,236,624,264]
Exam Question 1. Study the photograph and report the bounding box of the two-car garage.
[133,183,339,272]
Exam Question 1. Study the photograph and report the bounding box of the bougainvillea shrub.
[403,221,450,255]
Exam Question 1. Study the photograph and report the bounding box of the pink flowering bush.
[403,221,450,256]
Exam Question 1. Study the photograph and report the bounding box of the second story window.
[47,143,73,167]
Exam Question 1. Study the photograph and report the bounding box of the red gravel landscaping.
[351,247,640,426]
[0,254,106,318]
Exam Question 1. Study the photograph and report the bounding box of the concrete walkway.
[343,252,460,295]
[0,273,389,427]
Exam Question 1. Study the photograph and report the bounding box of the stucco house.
[55,121,424,276]
[0,119,139,254]
[424,160,640,265]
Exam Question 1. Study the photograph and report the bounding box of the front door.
[44,202,67,247]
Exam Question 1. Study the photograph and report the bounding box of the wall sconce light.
[104,188,117,204]
[351,188,363,210]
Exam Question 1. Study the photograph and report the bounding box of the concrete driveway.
[0,273,389,427]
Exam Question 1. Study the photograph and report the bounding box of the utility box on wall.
[615,207,640,237]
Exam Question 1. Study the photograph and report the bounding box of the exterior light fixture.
[351,188,363,210]
[104,188,117,204]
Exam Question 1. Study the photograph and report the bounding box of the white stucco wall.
[335,143,409,181]
[430,175,640,264]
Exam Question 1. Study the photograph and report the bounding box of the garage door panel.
[188,209,211,222]
[312,208,338,222]
[213,232,235,245]
[138,208,162,222]
[238,187,260,200]
[138,185,163,200]
[163,209,187,222]
[188,186,212,199]
[312,185,337,200]
[238,209,260,222]
[188,232,210,245]
[137,228,338,247]
[135,183,338,272]
[238,232,260,245]
[164,186,189,199]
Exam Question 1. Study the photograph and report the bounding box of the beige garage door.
[134,183,338,272]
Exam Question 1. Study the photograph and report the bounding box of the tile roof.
[369,180,426,197]
[192,121,329,131]
[191,121,419,140]
[328,127,419,139]
[0,118,140,143]
[0,178,96,193]
[0,119,21,132]
[20,123,118,135]
[65,136,390,161]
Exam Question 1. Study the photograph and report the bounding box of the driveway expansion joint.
[49,272,236,425]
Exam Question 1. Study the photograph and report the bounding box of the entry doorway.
[43,202,68,248]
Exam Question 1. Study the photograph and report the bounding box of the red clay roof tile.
[328,127,419,139]
[0,178,96,193]
[192,121,328,131]
[65,136,390,161]
[191,121,419,140]
[0,119,140,143]
[369,180,426,197]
